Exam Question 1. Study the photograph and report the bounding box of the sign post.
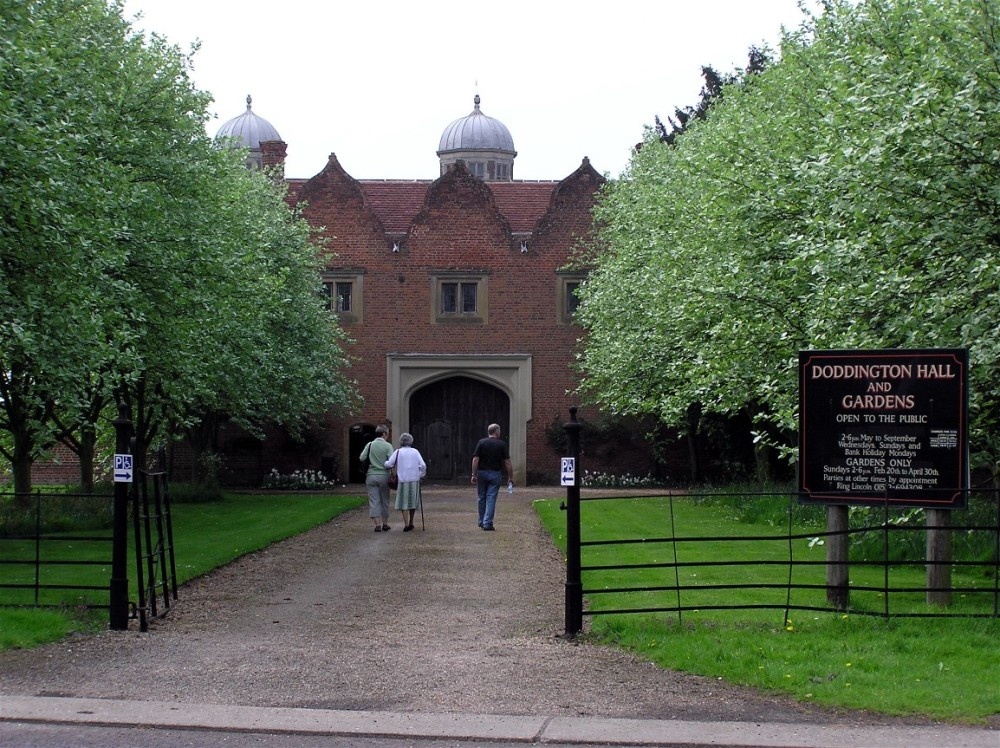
[799,348,968,508]
[562,407,583,637]
[109,404,133,630]
[799,348,969,608]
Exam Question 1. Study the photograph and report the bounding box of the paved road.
[3,695,999,747]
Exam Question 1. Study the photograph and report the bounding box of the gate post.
[826,505,850,610]
[564,407,583,637]
[926,509,952,607]
[109,403,132,630]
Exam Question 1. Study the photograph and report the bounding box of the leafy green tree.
[656,47,770,146]
[578,0,1000,475]
[0,0,357,494]
[0,0,139,496]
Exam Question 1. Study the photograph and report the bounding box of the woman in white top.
[385,433,427,531]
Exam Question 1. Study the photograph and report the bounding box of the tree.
[0,0,358,494]
[578,0,1000,474]
[655,47,770,146]
[0,0,140,496]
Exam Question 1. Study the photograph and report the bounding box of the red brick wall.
[28,443,81,486]
[297,158,620,484]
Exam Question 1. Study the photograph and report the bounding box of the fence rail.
[0,492,115,610]
[0,465,177,631]
[571,489,1000,628]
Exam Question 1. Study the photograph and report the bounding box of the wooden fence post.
[826,505,850,610]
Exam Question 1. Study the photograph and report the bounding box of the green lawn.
[0,491,364,648]
[534,495,1000,723]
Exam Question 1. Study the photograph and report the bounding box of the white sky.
[121,0,818,181]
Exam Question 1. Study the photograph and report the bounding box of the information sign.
[114,453,133,484]
[798,348,968,508]
[561,457,576,487]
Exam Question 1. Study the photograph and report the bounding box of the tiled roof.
[358,181,432,234]
[358,180,558,235]
[487,182,558,234]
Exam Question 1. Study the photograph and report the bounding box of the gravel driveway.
[0,486,968,727]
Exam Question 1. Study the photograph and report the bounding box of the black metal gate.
[560,408,1000,637]
[131,460,177,632]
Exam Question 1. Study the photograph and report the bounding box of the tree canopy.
[577,0,1000,470]
[0,0,358,492]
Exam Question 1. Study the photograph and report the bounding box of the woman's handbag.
[388,449,399,489]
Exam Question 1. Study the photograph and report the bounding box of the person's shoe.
[482,525,495,531]
[382,524,390,531]
[403,525,413,532]
[374,526,382,532]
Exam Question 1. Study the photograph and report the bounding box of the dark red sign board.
[798,349,968,508]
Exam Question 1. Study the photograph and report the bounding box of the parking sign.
[561,457,575,486]
[114,453,133,483]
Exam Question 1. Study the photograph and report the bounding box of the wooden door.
[410,376,509,482]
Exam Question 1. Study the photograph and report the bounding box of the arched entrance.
[386,354,531,485]
[410,376,510,482]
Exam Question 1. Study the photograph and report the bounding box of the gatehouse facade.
[182,95,656,486]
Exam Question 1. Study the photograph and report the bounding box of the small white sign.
[560,457,575,486]
[114,453,133,483]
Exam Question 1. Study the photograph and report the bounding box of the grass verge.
[0,491,364,650]
[534,494,1000,723]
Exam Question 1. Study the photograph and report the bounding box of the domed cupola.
[216,95,283,169]
[437,94,516,181]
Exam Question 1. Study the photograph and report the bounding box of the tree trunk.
[11,451,33,505]
[77,426,96,493]
[926,509,952,607]
[686,403,701,483]
[826,505,850,610]
[186,414,221,488]
[9,417,36,507]
[754,440,774,483]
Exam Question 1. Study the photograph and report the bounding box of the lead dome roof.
[215,95,282,149]
[437,94,515,155]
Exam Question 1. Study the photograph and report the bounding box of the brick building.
[211,93,631,487]
[119,95,664,488]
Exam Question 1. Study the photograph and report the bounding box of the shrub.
[261,468,340,491]
[581,471,665,489]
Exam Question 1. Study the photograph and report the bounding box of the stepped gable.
[532,157,606,242]
[291,156,579,244]
[359,180,556,237]
[409,161,514,240]
[293,153,390,246]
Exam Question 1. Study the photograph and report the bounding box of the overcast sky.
[121,1,819,181]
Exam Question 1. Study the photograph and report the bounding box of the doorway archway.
[410,377,510,481]
[386,354,530,484]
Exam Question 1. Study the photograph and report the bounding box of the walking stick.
[419,488,425,530]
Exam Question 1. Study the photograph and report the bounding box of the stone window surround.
[430,270,488,324]
[556,270,587,324]
[323,270,364,324]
